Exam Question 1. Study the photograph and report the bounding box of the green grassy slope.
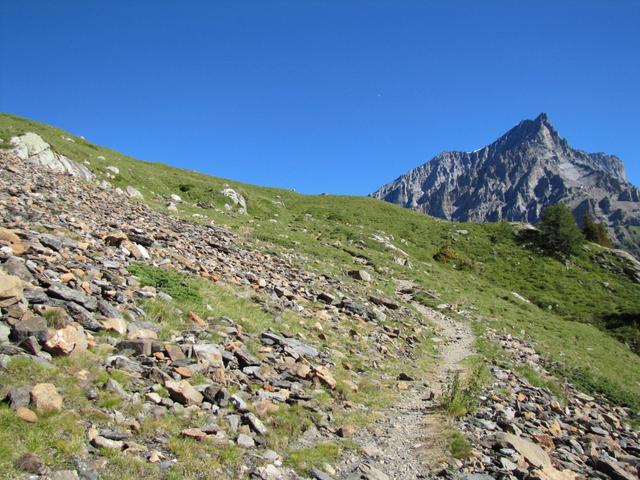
[2,112,639,410]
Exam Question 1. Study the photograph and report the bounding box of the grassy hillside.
[2,112,640,410]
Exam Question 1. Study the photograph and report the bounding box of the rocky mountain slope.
[0,114,639,479]
[373,114,640,254]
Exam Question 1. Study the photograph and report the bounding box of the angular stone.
[128,328,157,340]
[145,392,162,405]
[188,310,207,327]
[48,470,80,480]
[105,378,128,399]
[234,349,260,368]
[6,386,32,409]
[10,317,48,343]
[91,435,124,450]
[0,273,23,307]
[39,234,63,252]
[165,343,185,362]
[31,383,63,413]
[0,323,10,343]
[316,292,336,304]
[44,325,88,355]
[282,337,319,358]
[243,412,267,435]
[126,186,144,199]
[290,362,311,379]
[348,270,372,282]
[337,424,355,438]
[19,336,41,355]
[123,241,150,260]
[66,302,102,331]
[181,428,207,441]
[48,283,97,310]
[174,366,193,378]
[3,257,34,282]
[231,394,249,412]
[0,228,25,255]
[369,295,400,310]
[165,380,203,406]
[98,299,121,319]
[313,366,337,389]
[23,288,48,304]
[310,467,336,480]
[104,231,128,246]
[101,318,128,336]
[493,432,551,469]
[193,343,225,383]
[117,338,154,356]
[203,385,227,406]
[236,433,255,448]
[592,457,636,480]
[72,459,98,480]
[357,463,389,480]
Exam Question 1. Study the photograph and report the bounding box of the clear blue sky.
[1,1,639,194]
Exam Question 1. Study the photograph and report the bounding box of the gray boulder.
[10,133,94,181]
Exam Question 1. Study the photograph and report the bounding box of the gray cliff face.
[373,113,640,253]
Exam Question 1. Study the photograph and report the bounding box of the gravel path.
[334,301,475,480]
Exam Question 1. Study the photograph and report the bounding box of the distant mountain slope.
[373,114,640,254]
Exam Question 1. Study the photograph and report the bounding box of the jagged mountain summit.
[373,113,640,253]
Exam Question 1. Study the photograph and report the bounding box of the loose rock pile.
[1,145,638,480]
[454,332,639,480]
[0,150,428,479]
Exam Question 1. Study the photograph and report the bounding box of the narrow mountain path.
[333,296,475,480]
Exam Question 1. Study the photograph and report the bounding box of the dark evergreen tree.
[538,204,584,255]
[582,213,613,248]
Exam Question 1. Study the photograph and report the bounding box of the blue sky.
[1,1,639,194]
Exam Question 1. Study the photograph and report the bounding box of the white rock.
[511,292,531,303]
[220,188,247,214]
[236,433,255,448]
[10,133,94,181]
[106,165,120,175]
[126,186,144,199]
[170,194,182,203]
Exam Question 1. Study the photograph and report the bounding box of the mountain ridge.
[373,113,640,253]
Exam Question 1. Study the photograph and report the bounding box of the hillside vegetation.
[2,112,639,411]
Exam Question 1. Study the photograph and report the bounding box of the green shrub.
[490,221,513,244]
[434,241,475,269]
[441,366,486,417]
[448,430,472,459]
[128,264,201,303]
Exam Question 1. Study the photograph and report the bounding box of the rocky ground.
[332,299,475,480]
[0,149,432,479]
[453,331,640,480]
[1,147,639,480]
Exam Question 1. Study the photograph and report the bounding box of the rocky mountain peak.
[374,114,640,254]
[483,112,565,159]
[511,112,555,140]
